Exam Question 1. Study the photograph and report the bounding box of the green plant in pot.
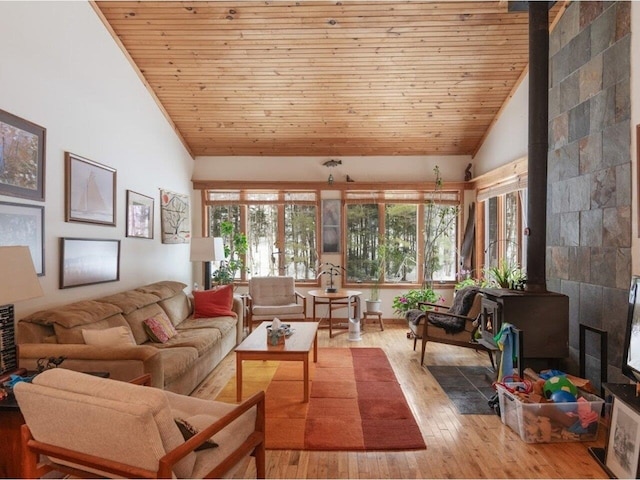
[392,287,440,317]
[366,242,388,313]
[211,220,248,285]
[486,260,526,290]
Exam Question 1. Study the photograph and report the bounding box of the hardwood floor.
[192,322,607,479]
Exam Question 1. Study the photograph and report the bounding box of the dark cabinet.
[479,288,569,360]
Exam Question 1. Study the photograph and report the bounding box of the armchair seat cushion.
[252,303,304,316]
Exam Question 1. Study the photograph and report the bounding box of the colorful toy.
[550,390,577,403]
[543,375,578,398]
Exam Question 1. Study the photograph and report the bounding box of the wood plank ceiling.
[93,1,561,158]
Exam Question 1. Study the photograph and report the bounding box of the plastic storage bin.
[496,383,603,443]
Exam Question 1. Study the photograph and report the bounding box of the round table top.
[308,289,362,299]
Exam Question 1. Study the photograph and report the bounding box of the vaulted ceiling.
[93,1,563,158]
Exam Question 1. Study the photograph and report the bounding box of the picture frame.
[160,189,190,244]
[60,237,120,289]
[0,201,44,275]
[126,190,154,239]
[322,199,341,253]
[0,109,46,201]
[606,396,640,479]
[65,152,116,226]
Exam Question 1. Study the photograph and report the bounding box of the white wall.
[473,75,529,175]
[193,155,472,183]
[0,1,194,317]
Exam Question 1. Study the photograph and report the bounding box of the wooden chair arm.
[128,374,152,386]
[295,291,307,318]
[159,390,266,477]
[418,301,450,311]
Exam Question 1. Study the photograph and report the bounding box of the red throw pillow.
[193,285,236,319]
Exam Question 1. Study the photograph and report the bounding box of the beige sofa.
[17,281,243,395]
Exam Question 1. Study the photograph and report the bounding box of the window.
[344,190,460,286]
[481,190,526,271]
[206,191,318,281]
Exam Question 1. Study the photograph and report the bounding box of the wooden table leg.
[303,355,309,402]
[236,354,243,402]
[313,331,318,363]
[328,299,333,338]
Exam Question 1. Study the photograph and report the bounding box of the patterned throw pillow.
[174,417,219,451]
[143,312,178,343]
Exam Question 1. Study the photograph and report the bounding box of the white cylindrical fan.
[347,295,362,342]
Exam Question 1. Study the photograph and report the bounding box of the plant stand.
[363,311,384,331]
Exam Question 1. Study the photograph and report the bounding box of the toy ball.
[543,376,578,399]
[550,390,577,404]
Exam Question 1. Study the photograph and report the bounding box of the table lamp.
[190,237,224,290]
[0,246,44,375]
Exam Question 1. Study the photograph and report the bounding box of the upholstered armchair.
[247,276,306,332]
[14,368,265,479]
[406,287,494,367]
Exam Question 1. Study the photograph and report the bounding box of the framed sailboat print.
[65,152,116,226]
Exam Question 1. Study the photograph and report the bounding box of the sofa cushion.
[252,304,304,316]
[177,316,236,338]
[55,313,130,344]
[158,292,192,327]
[22,300,123,328]
[124,303,167,345]
[82,326,136,346]
[155,347,199,385]
[96,290,161,315]
[193,286,236,319]
[143,313,178,343]
[150,329,222,356]
[136,281,187,301]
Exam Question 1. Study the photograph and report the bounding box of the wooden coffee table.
[235,321,318,403]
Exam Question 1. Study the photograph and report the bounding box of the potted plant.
[211,220,248,286]
[485,260,526,290]
[365,243,387,313]
[392,287,441,317]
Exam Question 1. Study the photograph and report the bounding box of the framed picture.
[0,201,44,275]
[322,199,341,253]
[606,396,640,479]
[60,237,120,289]
[126,190,154,239]
[65,152,116,226]
[0,109,46,201]
[160,189,190,244]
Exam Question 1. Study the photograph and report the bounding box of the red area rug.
[216,347,426,451]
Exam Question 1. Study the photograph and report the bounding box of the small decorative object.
[266,318,293,345]
[36,355,66,373]
[65,152,116,226]
[318,262,343,293]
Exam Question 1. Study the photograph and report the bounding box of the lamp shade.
[0,246,44,305]
[190,237,224,262]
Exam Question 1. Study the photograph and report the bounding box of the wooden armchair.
[247,276,306,332]
[15,368,265,479]
[407,287,494,367]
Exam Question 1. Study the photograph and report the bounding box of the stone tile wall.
[548,1,631,383]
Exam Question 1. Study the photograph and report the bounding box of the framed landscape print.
[60,237,120,288]
[0,201,44,275]
[160,189,190,244]
[65,152,116,226]
[321,199,341,253]
[0,109,46,201]
[126,190,154,239]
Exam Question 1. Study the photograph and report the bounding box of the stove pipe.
[525,2,550,292]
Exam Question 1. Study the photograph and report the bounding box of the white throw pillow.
[82,326,136,346]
